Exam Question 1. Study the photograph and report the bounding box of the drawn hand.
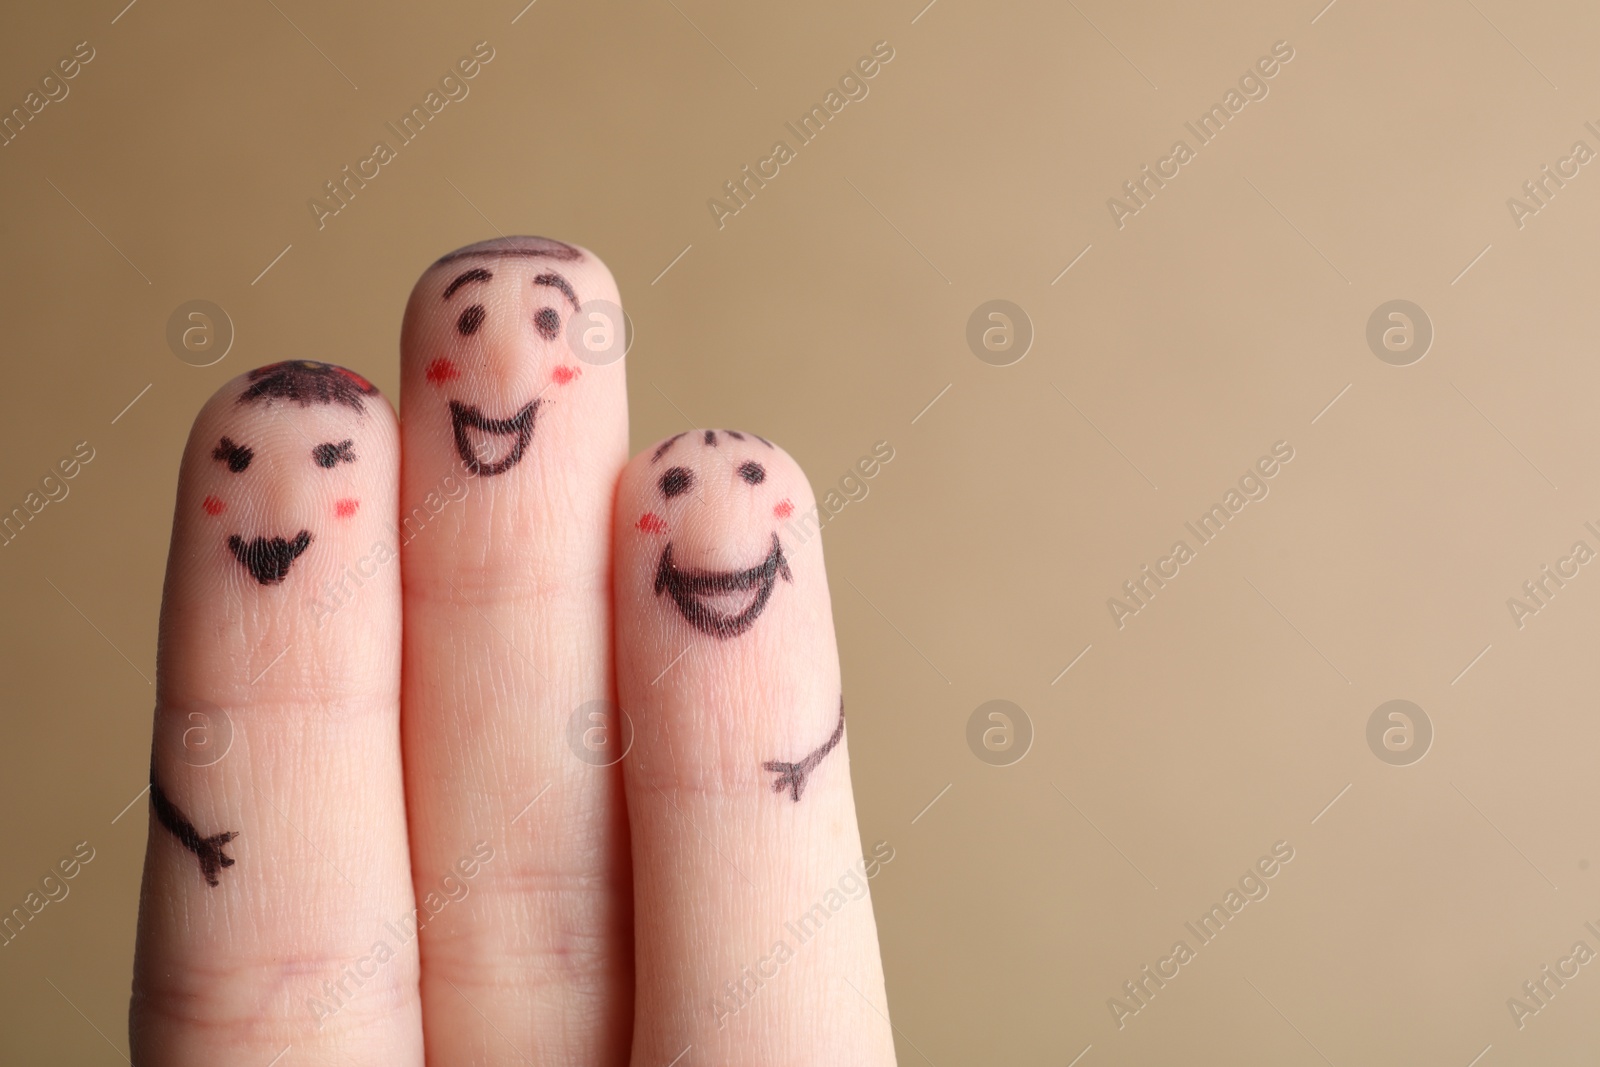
[128,237,897,1066]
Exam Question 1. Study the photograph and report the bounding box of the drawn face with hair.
[417,237,589,477]
[635,430,798,639]
[202,361,377,585]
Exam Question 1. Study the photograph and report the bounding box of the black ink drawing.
[534,306,562,339]
[150,768,238,887]
[237,360,377,412]
[442,266,492,298]
[655,533,792,638]
[652,432,687,462]
[214,362,372,584]
[435,261,575,475]
[647,431,794,636]
[533,271,579,308]
[659,466,693,498]
[212,437,253,472]
[764,698,845,802]
[433,235,584,267]
[442,266,491,339]
[312,439,355,468]
[229,531,312,585]
[457,304,486,336]
[651,429,771,465]
[450,399,538,477]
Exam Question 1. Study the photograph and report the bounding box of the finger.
[130,363,421,1065]
[398,236,633,1065]
[616,430,898,1065]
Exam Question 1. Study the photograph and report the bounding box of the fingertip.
[399,237,628,497]
[187,359,394,445]
[619,429,816,545]
[403,234,620,341]
[616,429,824,648]
[173,361,397,592]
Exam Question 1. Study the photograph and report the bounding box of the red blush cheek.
[426,358,460,385]
[774,499,794,519]
[636,512,666,534]
[335,499,359,518]
[202,495,225,516]
[552,365,580,385]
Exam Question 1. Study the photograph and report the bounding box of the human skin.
[128,236,898,1066]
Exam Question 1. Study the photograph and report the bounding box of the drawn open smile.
[228,530,311,585]
[654,533,792,638]
[450,399,538,477]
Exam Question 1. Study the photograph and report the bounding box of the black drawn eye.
[457,304,486,336]
[660,466,693,498]
[313,439,356,468]
[738,461,766,485]
[212,437,253,473]
[534,307,561,340]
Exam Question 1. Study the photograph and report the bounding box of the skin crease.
[131,238,898,1067]
[132,366,420,1064]
[617,433,897,1066]
[398,239,635,1067]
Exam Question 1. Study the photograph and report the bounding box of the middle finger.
[397,236,632,1065]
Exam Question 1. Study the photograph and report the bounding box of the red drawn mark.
[335,366,377,393]
[774,498,794,519]
[426,358,460,385]
[335,498,359,519]
[552,365,580,385]
[637,512,667,534]
[202,495,225,516]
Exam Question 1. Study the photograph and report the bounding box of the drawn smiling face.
[418,237,589,477]
[204,361,376,586]
[637,430,796,639]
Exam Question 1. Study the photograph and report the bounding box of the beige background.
[3,0,1599,1062]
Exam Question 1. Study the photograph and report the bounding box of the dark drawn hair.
[652,432,687,463]
[237,361,378,412]
[433,236,584,267]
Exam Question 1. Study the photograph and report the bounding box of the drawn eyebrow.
[443,268,493,300]
[533,272,579,310]
[652,432,687,463]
